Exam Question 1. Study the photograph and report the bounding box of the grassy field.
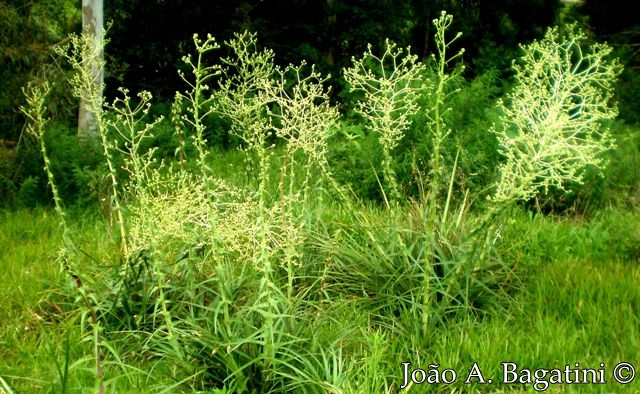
[1,203,639,393]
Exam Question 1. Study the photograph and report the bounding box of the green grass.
[1,208,62,392]
[1,203,639,393]
[424,227,640,393]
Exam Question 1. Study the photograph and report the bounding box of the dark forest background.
[1,0,638,207]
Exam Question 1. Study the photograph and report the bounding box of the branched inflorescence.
[492,24,622,204]
[344,39,428,206]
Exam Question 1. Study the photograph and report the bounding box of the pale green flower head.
[344,39,429,204]
[492,23,622,204]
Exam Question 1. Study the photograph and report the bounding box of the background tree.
[0,0,79,141]
[101,0,561,104]
[78,0,104,138]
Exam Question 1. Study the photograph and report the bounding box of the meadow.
[1,13,640,393]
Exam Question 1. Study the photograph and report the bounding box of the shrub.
[0,173,17,207]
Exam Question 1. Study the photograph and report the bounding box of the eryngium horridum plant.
[492,24,622,205]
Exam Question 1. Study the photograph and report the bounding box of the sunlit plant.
[55,31,130,259]
[21,80,108,394]
[175,30,347,374]
[176,33,221,179]
[267,63,340,201]
[425,12,465,220]
[344,39,428,206]
[214,31,276,186]
[492,23,622,205]
[265,63,341,298]
[104,88,163,197]
[343,12,470,335]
